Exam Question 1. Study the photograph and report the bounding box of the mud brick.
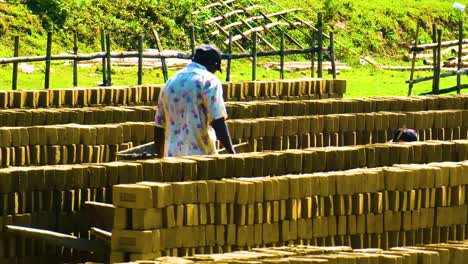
[111,230,155,253]
[0,128,12,149]
[112,184,153,209]
[365,213,383,235]
[172,181,196,204]
[215,225,225,246]
[199,203,208,225]
[175,206,184,227]
[160,158,182,182]
[204,180,216,204]
[132,208,163,230]
[164,205,176,228]
[63,89,77,107]
[79,126,97,146]
[138,181,173,208]
[205,224,216,247]
[140,159,163,182]
[313,217,329,237]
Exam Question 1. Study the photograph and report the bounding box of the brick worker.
[154,44,235,157]
[390,127,418,142]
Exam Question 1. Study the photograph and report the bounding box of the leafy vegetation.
[0,0,467,96]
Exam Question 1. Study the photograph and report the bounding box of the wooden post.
[190,26,196,57]
[280,31,285,79]
[252,32,257,81]
[12,36,19,90]
[73,32,78,87]
[100,30,107,86]
[44,32,52,89]
[457,21,463,94]
[138,35,143,85]
[317,12,323,78]
[434,29,442,94]
[106,34,112,86]
[153,29,168,82]
[431,24,437,93]
[310,33,315,78]
[329,32,336,79]
[407,21,420,96]
[226,33,233,82]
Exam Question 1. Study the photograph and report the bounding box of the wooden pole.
[73,32,78,87]
[100,30,107,86]
[457,21,463,94]
[138,35,143,85]
[12,36,19,91]
[310,33,315,78]
[252,32,257,81]
[6,225,108,254]
[152,29,168,82]
[106,34,112,86]
[434,29,442,94]
[280,31,285,79]
[226,33,233,82]
[44,32,52,89]
[431,24,437,93]
[407,21,420,96]
[317,12,323,78]
[190,26,196,57]
[330,31,336,79]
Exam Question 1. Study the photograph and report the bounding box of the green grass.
[0,59,466,97]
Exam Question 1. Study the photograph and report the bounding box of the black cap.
[193,44,222,72]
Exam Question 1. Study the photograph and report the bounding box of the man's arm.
[154,126,165,157]
[212,117,235,154]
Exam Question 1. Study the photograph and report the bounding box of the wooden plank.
[6,225,108,254]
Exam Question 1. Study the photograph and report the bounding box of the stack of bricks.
[1,95,466,128]
[225,110,468,152]
[222,79,346,102]
[1,109,465,168]
[110,160,468,262]
[0,139,466,262]
[0,86,163,109]
[0,79,345,109]
[119,241,468,263]
[0,122,156,167]
[0,106,156,127]
[225,94,468,119]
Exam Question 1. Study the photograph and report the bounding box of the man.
[154,44,235,157]
[390,127,418,142]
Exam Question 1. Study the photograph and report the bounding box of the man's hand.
[212,117,235,154]
[154,126,165,157]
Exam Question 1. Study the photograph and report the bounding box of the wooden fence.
[407,21,468,96]
[0,14,337,91]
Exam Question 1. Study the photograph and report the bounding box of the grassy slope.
[0,0,467,96]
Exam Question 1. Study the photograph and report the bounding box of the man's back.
[155,62,227,157]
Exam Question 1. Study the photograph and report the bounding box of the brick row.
[0,79,344,110]
[110,161,468,258]
[0,106,155,127]
[225,95,468,119]
[0,142,132,167]
[111,241,468,263]
[0,122,153,149]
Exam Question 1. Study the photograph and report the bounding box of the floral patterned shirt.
[155,62,227,157]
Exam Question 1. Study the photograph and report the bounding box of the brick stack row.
[110,160,468,262]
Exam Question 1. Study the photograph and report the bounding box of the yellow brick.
[132,208,163,230]
[111,230,154,253]
[112,184,153,209]
[138,181,173,208]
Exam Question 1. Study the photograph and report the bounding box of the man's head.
[391,128,418,142]
[193,44,222,73]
